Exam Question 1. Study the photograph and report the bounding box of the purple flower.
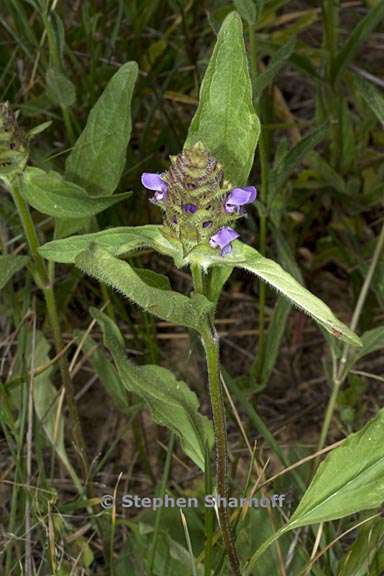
[183,203,197,213]
[225,186,257,213]
[203,221,212,228]
[141,172,168,203]
[209,226,239,256]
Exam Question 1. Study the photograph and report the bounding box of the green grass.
[1,0,384,574]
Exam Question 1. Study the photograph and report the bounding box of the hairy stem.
[192,264,240,575]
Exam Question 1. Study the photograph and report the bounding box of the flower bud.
[0,102,28,182]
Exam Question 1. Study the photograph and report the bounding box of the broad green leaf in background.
[75,331,140,418]
[331,1,384,82]
[260,296,292,389]
[233,0,257,24]
[75,244,213,332]
[269,124,328,198]
[288,408,384,527]
[46,67,76,107]
[185,11,260,186]
[32,332,81,491]
[39,224,183,264]
[21,167,132,219]
[208,265,234,304]
[246,409,384,572]
[92,309,214,470]
[253,36,296,101]
[0,255,29,289]
[65,61,138,196]
[353,74,384,125]
[357,326,384,358]
[187,241,361,346]
[344,326,384,374]
[132,267,172,291]
[337,517,384,576]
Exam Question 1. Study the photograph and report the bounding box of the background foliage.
[1,0,384,574]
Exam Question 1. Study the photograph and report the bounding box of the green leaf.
[27,120,52,140]
[186,241,361,347]
[185,11,260,185]
[0,255,29,289]
[357,326,384,359]
[46,67,76,107]
[32,332,81,491]
[91,308,214,470]
[65,61,138,196]
[253,37,296,101]
[208,265,234,303]
[260,296,291,389]
[39,224,183,264]
[269,124,328,197]
[337,518,384,576]
[288,408,384,527]
[331,2,384,82]
[75,331,138,418]
[76,244,213,332]
[246,409,384,572]
[353,74,384,125]
[21,167,132,219]
[132,267,172,291]
[233,0,257,24]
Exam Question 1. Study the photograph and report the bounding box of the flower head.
[0,102,28,181]
[141,143,256,256]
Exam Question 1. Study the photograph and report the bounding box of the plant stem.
[191,264,240,575]
[200,325,241,575]
[10,175,89,480]
[318,222,384,451]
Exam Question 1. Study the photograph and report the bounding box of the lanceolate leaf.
[185,11,260,185]
[269,124,328,198]
[246,409,384,572]
[253,37,296,101]
[21,167,132,219]
[0,255,29,289]
[32,332,81,491]
[288,408,384,527]
[92,308,214,470]
[331,2,384,82]
[187,241,361,347]
[353,74,384,126]
[233,0,257,24]
[75,331,138,418]
[39,225,183,264]
[46,67,76,107]
[65,61,138,196]
[75,245,213,332]
[260,296,291,389]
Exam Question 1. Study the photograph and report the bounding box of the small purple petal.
[221,244,233,256]
[203,221,212,228]
[209,227,239,252]
[225,185,257,213]
[183,203,197,214]
[150,190,166,204]
[141,172,168,193]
